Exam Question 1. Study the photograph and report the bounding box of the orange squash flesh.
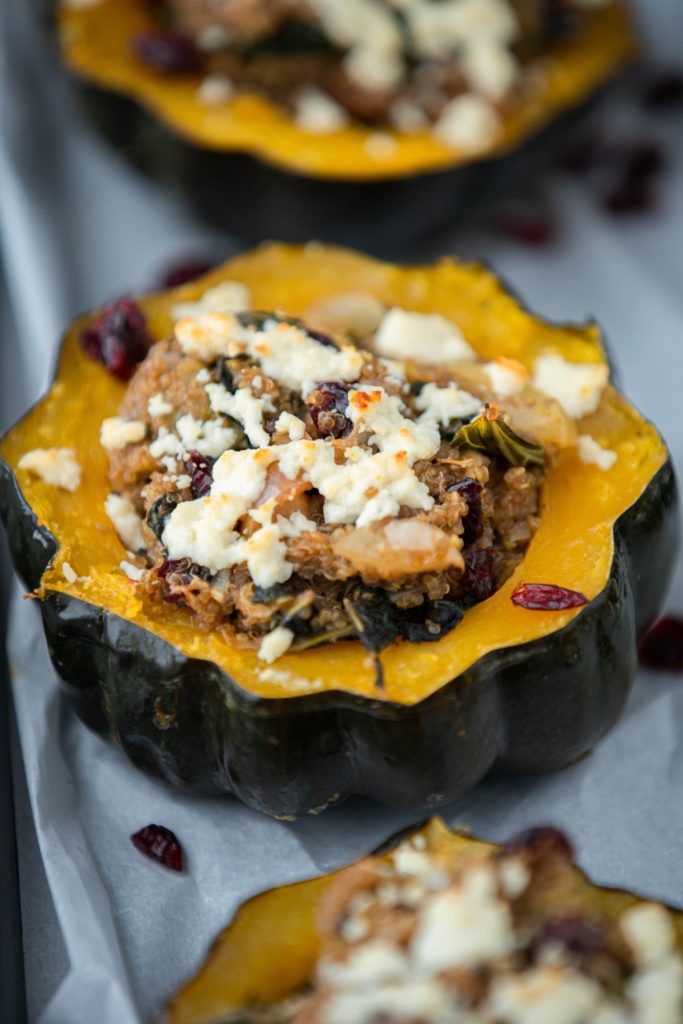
[165,818,683,1024]
[57,1,638,180]
[0,243,668,705]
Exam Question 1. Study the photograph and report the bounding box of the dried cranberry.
[161,258,215,289]
[80,298,152,381]
[307,381,352,439]
[643,70,683,111]
[624,143,665,181]
[534,915,603,962]
[463,548,495,604]
[157,557,191,580]
[185,449,215,498]
[131,31,204,74]
[448,478,483,546]
[131,824,183,872]
[504,826,574,860]
[511,583,588,611]
[639,616,683,673]
[494,212,557,246]
[602,179,654,216]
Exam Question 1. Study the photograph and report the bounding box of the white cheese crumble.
[18,448,81,492]
[119,560,145,582]
[322,978,454,1024]
[196,73,234,106]
[295,87,349,134]
[484,357,529,397]
[175,312,241,362]
[413,381,482,425]
[172,281,251,322]
[274,411,306,441]
[487,965,604,1024]
[433,92,501,151]
[150,417,239,462]
[206,383,274,448]
[250,320,364,397]
[322,940,407,989]
[347,387,441,462]
[628,955,683,1024]
[100,417,146,451]
[533,353,609,419]
[258,627,295,664]
[461,38,519,100]
[374,308,475,363]
[162,449,271,572]
[411,865,514,971]
[577,435,618,471]
[499,858,531,899]
[147,393,173,418]
[104,493,145,552]
[62,562,78,584]
[621,903,676,967]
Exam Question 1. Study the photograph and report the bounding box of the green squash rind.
[0,421,678,815]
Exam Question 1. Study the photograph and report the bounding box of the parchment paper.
[2,0,683,1020]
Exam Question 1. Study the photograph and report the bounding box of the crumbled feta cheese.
[322,940,407,988]
[484,357,529,397]
[196,73,233,106]
[392,845,449,890]
[276,441,433,527]
[374,308,475,363]
[487,965,604,1024]
[461,38,519,100]
[150,417,239,463]
[628,955,683,1024]
[499,858,530,899]
[18,448,81,492]
[310,0,404,92]
[621,903,676,966]
[274,411,306,441]
[433,93,501,151]
[206,383,274,448]
[162,448,273,571]
[195,368,211,384]
[577,435,618,471]
[323,978,454,1024]
[119,560,145,582]
[62,562,78,584]
[533,353,608,419]
[258,627,295,664]
[147,393,173,418]
[295,87,349,134]
[407,0,519,60]
[105,493,145,552]
[249,320,364,396]
[411,865,514,970]
[172,281,251,322]
[174,312,242,361]
[100,417,146,451]
[414,381,482,425]
[348,386,441,461]
[340,915,371,944]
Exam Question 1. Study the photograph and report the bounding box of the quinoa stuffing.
[160,0,615,151]
[100,281,611,667]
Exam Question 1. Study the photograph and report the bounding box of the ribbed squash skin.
[0,245,677,817]
[165,818,683,1024]
[48,0,637,247]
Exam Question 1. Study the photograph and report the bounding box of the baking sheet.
[2,0,683,1020]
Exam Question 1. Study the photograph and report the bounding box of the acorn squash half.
[0,244,677,817]
[51,1,637,246]
[165,817,683,1024]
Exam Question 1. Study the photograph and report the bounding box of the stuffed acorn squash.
[166,817,683,1024]
[0,244,677,817]
[53,0,637,245]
